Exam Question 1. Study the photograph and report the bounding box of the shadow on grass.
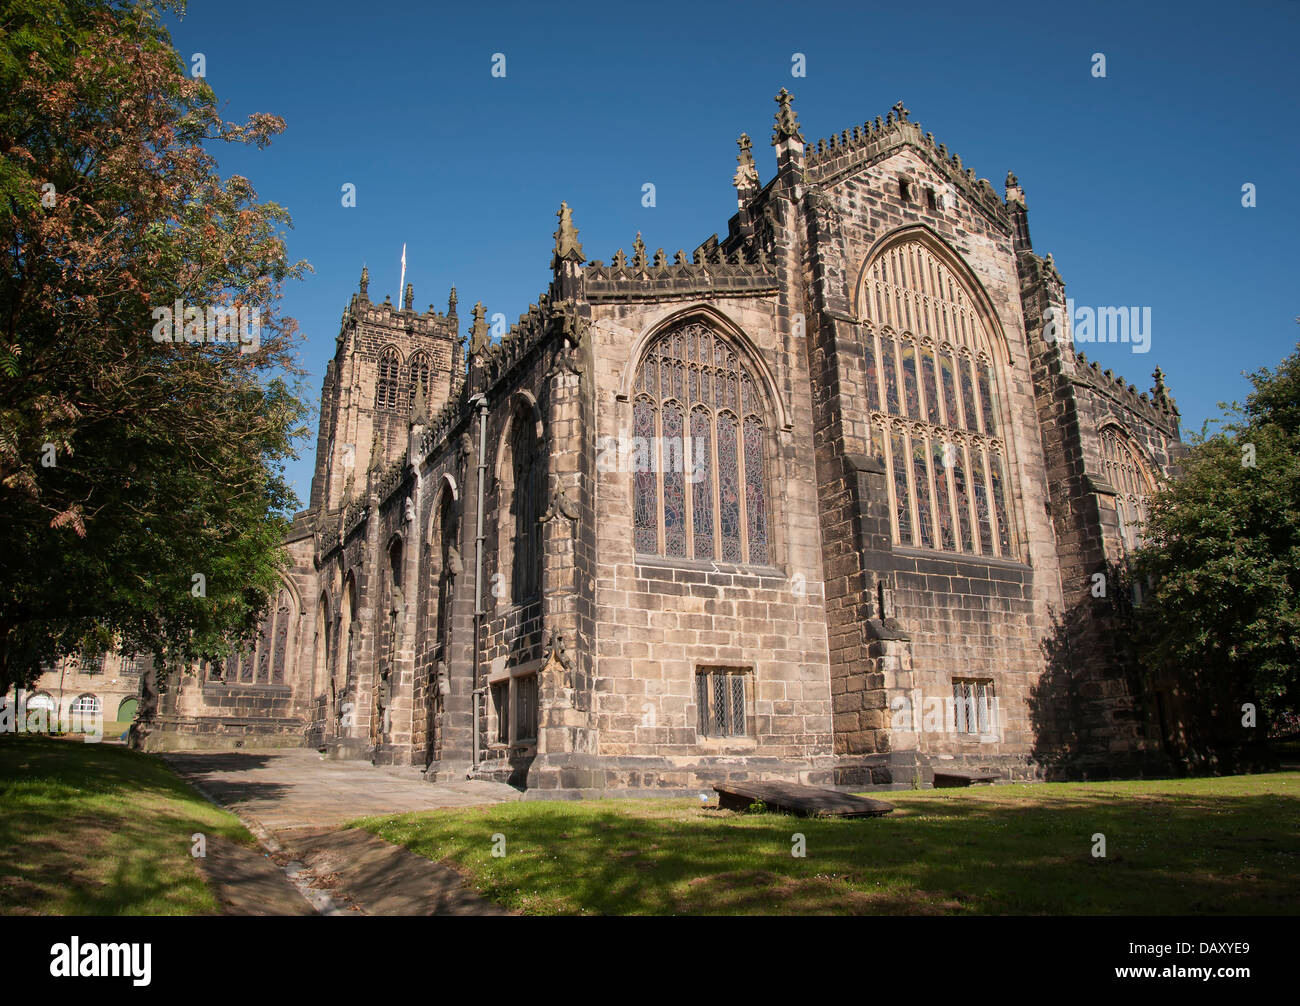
[359,781,1300,915]
[0,736,254,915]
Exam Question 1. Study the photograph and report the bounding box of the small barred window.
[952,679,996,736]
[697,668,750,738]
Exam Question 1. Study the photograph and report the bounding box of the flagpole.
[398,243,407,310]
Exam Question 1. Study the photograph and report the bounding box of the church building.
[144,93,1187,794]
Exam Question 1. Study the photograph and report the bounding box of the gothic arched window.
[1100,425,1157,554]
[408,351,430,409]
[375,347,401,411]
[270,587,292,684]
[510,404,544,604]
[435,492,457,651]
[632,321,770,564]
[861,237,1016,559]
[314,593,331,698]
[228,582,296,685]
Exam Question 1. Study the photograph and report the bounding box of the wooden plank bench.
[713,780,894,818]
[932,769,1000,788]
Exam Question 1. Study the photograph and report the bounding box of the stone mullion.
[884,424,899,545]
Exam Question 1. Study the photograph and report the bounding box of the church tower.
[308,267,464,514]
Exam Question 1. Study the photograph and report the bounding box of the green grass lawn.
[357,772,1300,915]
[0,735,255,915]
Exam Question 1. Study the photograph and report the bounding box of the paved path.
[163,749,520,830]
[283,828,513,916]
[163,749,520,916]
[196,834,316,916]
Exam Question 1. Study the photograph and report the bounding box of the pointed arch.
[375,345,403,411]
[857,226,1020,559]
[432,480,459,654]
[314,589,332,698]
[1097,421,1160,554]
[855,224,1011,367]
[335,571,358,731]
[407,350,431,409]
[628,313,773,565]
[619,304,790,433]
[494,392,546,606]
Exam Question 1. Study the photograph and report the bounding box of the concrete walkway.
[163,749,520,916]
[163,749,520,830]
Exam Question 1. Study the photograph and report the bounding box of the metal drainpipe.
[470,393,489,767]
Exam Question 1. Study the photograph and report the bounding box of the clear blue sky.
[165,0,1299,511]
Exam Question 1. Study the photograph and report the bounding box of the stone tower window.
[375,347,401,411]
[861,236,1017,559]
[632,321,770,565]
[408,351,430,409]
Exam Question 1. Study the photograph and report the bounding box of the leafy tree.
[0,0,310,706]
[1131,340,1300,767]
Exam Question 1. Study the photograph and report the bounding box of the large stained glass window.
[861,237,1018,558]
[631,321,770,564]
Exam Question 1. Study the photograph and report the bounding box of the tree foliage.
[0,0,310,694]
[1131,340,1300,752]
